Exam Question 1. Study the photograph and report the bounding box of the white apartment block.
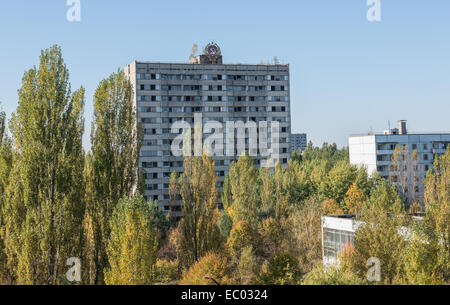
[125,44,292,218]
[291,133,307,152]
[349,120,450,205]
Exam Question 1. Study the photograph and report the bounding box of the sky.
[0,0,449,149]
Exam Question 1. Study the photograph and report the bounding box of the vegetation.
[0,46,448,285]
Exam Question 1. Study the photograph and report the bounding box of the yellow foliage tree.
[321,198,344,215]
[180,252,233,285]
[344,183,366,215]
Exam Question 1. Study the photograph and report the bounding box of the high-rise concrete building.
[125,43,292,217]
[349,120,450,205]
[291,133,307,152]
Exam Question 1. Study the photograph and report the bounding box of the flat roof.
[132,61,289,69]
[349,132,450,137]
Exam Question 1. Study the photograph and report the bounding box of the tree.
[227,221,254,258]
[104,194,159,285]
[237,246,258,285]
[174,154,222,266]
[152,259,180,285]
[403,225,445,285]
[302,265,363,285]
[257,252,301,285]
[322,160,357,207]
[344,183,366,214]
[287,198,324,274]
[227,153,259,227]
[179,252,233,285]
[321,198,344,216]
[3,45,85,284]
[256,217,284,260]
[390,145,421,207]
[421,148,450,283]
[0,107,13,283]
[348,181,407,284]
[85,69,142,284]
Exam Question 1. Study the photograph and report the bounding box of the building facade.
[349,120,450,205]
[291,133,307,152]
[124,44,292,217]
[321,214,423,267]
[322,215,360,266]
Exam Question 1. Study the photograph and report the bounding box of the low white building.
[322,214,424,267]
[322,215,361,266]
[349,120,450,204]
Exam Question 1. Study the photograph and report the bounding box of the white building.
[322,214,424,266]
[291,133,307,152]
[322,215,361,266]
[349,120,450,205]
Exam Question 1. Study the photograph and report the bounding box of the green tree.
[349,181,407,284]
[85,69,143,284]
[302,265,363,285]
[257,252,301,285]
[180,252,233,285]
[175,154,222,266]
[104,194,159,285]
[3,45,85,284]
[237,246,258,285]
[419,148,450,283]
[152,259,180,285]
[227,153,259,227]
[0,107,13,283]
[403,224,445,285]
[321,160,357,207]
[227,220,254,258]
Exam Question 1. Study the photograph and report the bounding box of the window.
[323,228,355,259]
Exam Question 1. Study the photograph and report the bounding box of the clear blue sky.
[0,1,449,149]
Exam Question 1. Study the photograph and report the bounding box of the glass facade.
[323,228,355,259]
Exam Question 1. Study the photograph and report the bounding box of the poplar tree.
[349,181,407,284]
[419,148,450,283]
[0,108,13,283]
[104,194,159,285]
[227,153,259,227]
[84,69,142,284]
[3,45,85,284]
[175,154,222,266]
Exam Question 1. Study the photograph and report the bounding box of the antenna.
[189,44,198,60]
